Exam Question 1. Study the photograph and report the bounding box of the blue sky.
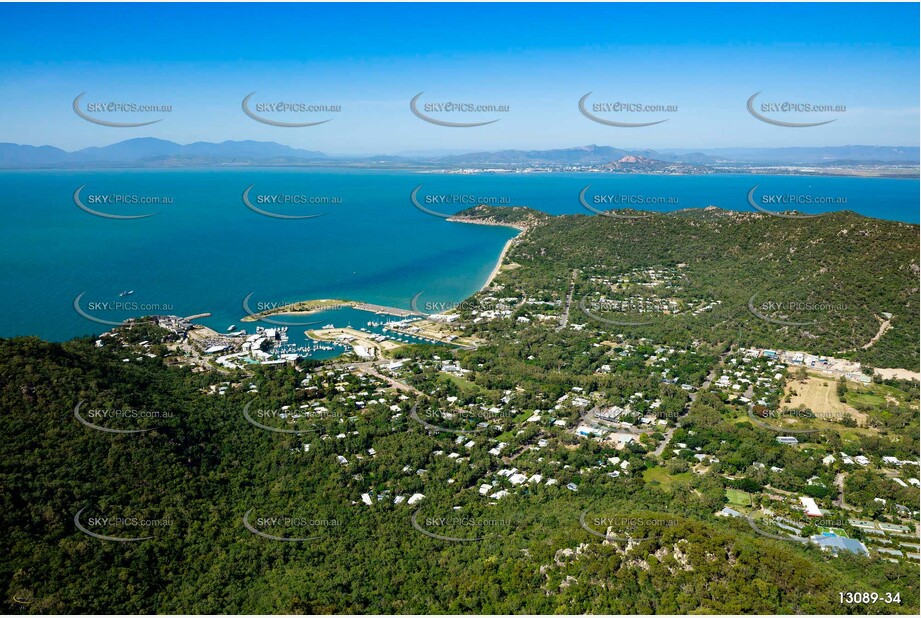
[0,2,917,153]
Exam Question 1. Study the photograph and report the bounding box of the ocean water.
[0,168,917,353]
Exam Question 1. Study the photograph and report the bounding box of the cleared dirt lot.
[784,373,868,426]
[875,367,921,382]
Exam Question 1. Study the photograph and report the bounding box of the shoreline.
[445,215,527,293]
[241,216,527,325]
[479,235,516,292]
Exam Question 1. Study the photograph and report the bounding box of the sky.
[0,2,918,154]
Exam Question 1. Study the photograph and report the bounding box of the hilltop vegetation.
[1,336,918,614]
[461,206,919,371]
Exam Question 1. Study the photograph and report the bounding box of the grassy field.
[726,488,753,506]
[441,372,483,395]
[846,382,917,409]
[820,527,848,537]
[643,466,693,488]
[847,391,886,408]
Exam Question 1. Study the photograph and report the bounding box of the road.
[556,269,578,331]
[834,472,857,511]
[651,352,724,458]
[348,361,425,396]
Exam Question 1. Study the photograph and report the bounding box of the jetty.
[353,302,421,317]
[183,312,212,321]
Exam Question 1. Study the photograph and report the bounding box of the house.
[717,506,743,518]
[822,454,837,465]
[776,436,799,445]
[509,473,528,485]
[407,493,425,505]
[800,496,822,517]
[810,534,869,557]
[566,482,578,492]
[608,433,635,448]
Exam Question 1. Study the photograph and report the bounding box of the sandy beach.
[479,235,517,292]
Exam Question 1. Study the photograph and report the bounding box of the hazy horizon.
[4,137,919,156]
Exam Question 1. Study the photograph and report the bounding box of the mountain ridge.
[0,139,917,169]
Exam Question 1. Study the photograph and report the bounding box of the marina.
[177,304,464,370]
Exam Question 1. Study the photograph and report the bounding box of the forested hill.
[458,205,919,371]
[1,336,918,614]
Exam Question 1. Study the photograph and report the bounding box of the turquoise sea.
[0,169,917,356]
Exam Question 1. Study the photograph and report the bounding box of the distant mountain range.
[0,138,917,169]
[0,138,327,168]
